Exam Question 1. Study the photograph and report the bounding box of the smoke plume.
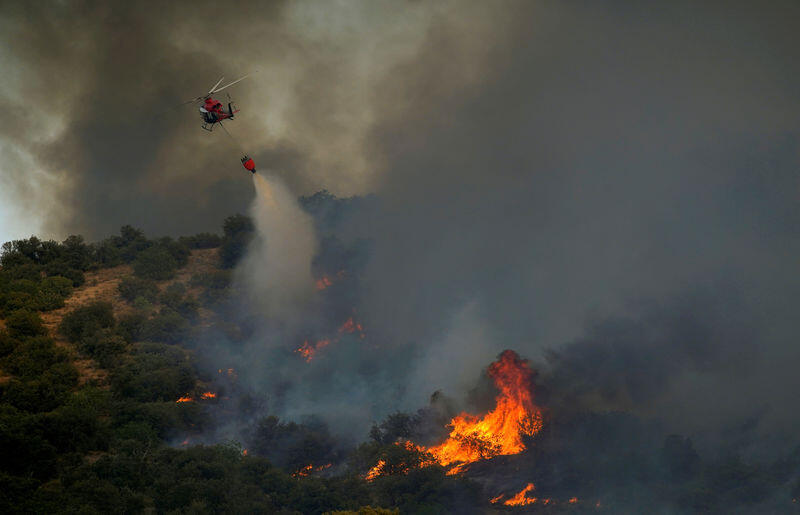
[238,173,317,320]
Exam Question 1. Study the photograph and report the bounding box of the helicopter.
[184,75,250,131]
[181,74,257,173]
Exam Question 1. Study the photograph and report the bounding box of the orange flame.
[424,350,543,474]
[293,463,332,477]
[295,339,331,362]
[503,483,537,506]
[365,460,386,481]
[489,493,505,504]
[201,391,217,399]
[176,396,194,403]
[569,497,578,504]
[364,351,543,480]
[242,449,248,456]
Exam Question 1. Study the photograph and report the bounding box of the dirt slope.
[37,248,220,386]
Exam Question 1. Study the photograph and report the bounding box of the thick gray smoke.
[0,0,506,240]
[3,0,800,457]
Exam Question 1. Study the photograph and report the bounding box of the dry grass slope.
[36,248,220,386]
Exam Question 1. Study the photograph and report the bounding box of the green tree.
[133,246,178,280]
[220,214,254,269]
[59,302,115,343]
[5,310,46,339]
[118,276,159,303]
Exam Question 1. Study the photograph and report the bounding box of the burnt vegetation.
[0,197,798,514]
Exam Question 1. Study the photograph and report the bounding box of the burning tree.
[366,350,544,479]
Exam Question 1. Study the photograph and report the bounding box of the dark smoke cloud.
[3,0,480,239]
[3,0,800,452]
[351,0,800,443]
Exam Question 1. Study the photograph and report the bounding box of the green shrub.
[116,226,152,263]
[117,312,147,343]
[140,309,190,344]
[0,330,19,358]
[44,388,112,453]
[117,276,159,303]
[5,310,46,339]
[192,270,232,306]
[60,235,93,271]
[77,328,128,368]
[93,239,123,267]
[2,363,79,412]
[154,237,190,268]
[220,214,254,269]
[110,343,196,403]
[2,336,70,378]
[5,263,43,282]
[191,270,231,290]
[1,237,62,268]
[160,283,199,318]
[41,276,73,298]
[59,302,115,343]
[133,247,178,281]
[43,260,85,287]
[179,233,222,249]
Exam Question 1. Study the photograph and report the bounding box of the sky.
[1,0,799,446]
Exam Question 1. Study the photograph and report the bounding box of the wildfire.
[339,317,366,339]
[176,396,194,403]
[315,270,346,291]
[293,463,333,477]
[315,276,333,290]
[296,315,368,362]
[491,486,575,507]
[295,339,331,362]
[364,350,543,480]
[426,350,543,474]
[365,460,386,481]
[502,483,537,506]
[201,391,217,399]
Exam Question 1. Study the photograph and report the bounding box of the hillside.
[0,219,463,514]
[30,248,220,387]
[2,212,798,514]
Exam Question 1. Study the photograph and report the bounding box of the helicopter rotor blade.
[208,76,225,95]
[210,74,250,94]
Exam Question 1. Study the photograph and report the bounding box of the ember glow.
[295,339,331,362]
[315,270,346,291]
[295,315,368,362]
[315,276,333,291]
[201,391,217,399]
[425,350,543,474]
[176,396,193,403]
[339,317,366,339]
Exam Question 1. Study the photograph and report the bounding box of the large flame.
[425,350,543,474]
[365,350,543,480]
